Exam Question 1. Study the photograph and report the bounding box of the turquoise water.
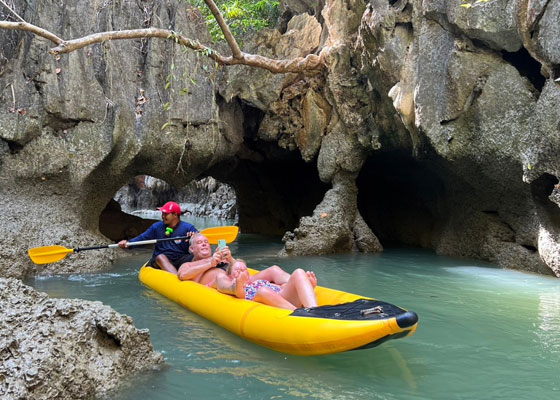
[28,231,560,400]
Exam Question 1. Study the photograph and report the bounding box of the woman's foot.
[306,271,317,288]
[231,270,249,299]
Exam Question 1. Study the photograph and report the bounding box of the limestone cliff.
[1,0,559,279]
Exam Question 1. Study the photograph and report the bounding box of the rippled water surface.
[28,227,560,400]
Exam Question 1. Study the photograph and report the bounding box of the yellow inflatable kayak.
[139,265,418,356]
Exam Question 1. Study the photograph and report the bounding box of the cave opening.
[240,101,265,141]
[501,47,545,92]
[209,100,330,236]
[225,156,330,236]
[357,152,446,249]
[98,175,237,242]
[530,173,560,226]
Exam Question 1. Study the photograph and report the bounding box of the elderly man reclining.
[177,233,318,310]
[177,233,232,285]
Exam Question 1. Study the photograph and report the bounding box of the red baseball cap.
[157,201,181,214]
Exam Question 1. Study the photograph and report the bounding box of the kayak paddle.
[28,225,239,265]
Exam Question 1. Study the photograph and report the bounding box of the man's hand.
[211,251,223,267]
[219,246,235,264]
[117,240,128,248]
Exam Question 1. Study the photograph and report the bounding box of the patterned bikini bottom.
[244,279,281,301]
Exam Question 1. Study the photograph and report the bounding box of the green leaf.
[190,0,279,42]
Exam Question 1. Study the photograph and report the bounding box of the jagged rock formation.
[0,278,163,399]
[1,0,560,281]
[229,0,560,276]
[114,175,238,220]
[350,0,560,276]
[0,0,239,278]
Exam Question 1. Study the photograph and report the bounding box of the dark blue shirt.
[128,221,198,264]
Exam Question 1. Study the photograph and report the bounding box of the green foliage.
[189,0,280,42]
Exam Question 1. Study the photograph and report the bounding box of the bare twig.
[0,0,25,22]
[10,82,15,108]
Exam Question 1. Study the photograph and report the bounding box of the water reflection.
[536,291,560,353]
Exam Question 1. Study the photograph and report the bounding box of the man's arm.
[118,223,158,248]
[177,253,221,281]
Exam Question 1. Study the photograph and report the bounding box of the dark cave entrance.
[501,47,546,93]
[357,152,446,248]
[98,154,328,242]
[236,158,329,235]
[530,173,560,226]
[210,154,330,236]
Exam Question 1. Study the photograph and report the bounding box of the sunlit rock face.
[105,175,238,239]
[1,0,560,276]
[114,175,238,220]
[0,278,163,399]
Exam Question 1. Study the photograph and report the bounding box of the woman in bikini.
[215,259,318,310]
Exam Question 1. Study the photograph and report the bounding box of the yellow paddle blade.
[200,226,239,244]
[28,245,74,265]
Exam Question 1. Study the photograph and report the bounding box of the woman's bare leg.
[279,268,318,308]
[216,270,249,299]
[306,271,317,287]
[254,287,296,310]
[251,265,290,285]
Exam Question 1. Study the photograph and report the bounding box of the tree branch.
[202,0,242,59]
[0,21,63,44]
[0,21,325,73]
